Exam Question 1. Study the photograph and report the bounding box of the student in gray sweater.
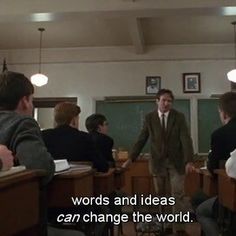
[0,71,55,185]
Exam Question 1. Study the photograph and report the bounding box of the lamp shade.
[227,69,236,83]
[31,73,48,87]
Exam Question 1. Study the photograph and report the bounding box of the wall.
[0,44,233,152]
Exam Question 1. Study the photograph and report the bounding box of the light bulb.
[31,73,48,87]
[227,69,236,83]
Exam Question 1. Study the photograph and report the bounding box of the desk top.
[195,168,213,176]
[0,170,45,188]
[94,168,115,177]
[214,169,236,182]
[53,169,94,179]
[214,169,227,175]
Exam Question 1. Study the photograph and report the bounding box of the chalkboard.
[96,99,190,152]
[197,99,222,153]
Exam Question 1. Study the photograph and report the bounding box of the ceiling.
[1,0,236,53]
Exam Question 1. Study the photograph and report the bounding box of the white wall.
[1,44,233,151]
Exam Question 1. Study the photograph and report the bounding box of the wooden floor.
[114,222,201,236]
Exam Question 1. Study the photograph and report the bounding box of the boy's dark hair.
[54,102,81,126]
[0,71,34,110]
[219,92,236,118]
[85,114,107,132]
[156,89,174,100]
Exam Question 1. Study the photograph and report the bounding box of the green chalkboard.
[198,99,222,153]
[96,99,190,152]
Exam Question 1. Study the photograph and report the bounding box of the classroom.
[1,1,236,236]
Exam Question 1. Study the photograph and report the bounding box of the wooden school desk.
[185,168,217,198]
[185,170,203,197]
[116,159,154,195]
[93,168,115,196]
[114,167,125,190]
[0,170,44,236]
[215,169,236,211]
[196,168,218,197]
[47,169,94,208]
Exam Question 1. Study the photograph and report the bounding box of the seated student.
[42,102,108,172]
[207,94,236,174]
[0,145,14,171]
[225,148,236,179]
[196,91,236,236]
[0,71,55,184]
[0,71,55,236]
[86,114,125,232]
[43,103,110,235]
[85,113,115,168]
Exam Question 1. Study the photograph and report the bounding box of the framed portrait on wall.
[183,73,201,93]
[145,76,161,95]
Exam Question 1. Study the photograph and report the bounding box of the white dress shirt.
[225,148,236,179]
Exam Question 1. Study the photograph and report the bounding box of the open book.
[54,159,92,173]
[0,166,26,178]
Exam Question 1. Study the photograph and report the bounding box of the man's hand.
[185,162,195,174]
[0,145,14,171]
[121,159,132,169]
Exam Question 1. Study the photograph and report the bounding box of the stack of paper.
[69,163,92,172]
[0,166,26,178]
[54,159,70,172]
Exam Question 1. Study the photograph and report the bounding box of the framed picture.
[145,76,161,94]
[183,73,201,93]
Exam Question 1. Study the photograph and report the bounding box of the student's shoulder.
[4,111,39,128]
[98,132,114,144]
[41,128,54,136]
[77,130,91,139]
[0,110,33,122]
[78,130,89,135]
[211,126,225,140]
[212,121,236,139]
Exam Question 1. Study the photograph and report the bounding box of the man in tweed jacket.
[124,89,194,236]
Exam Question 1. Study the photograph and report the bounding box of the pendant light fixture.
[31,28,48,87]
[227,21,236,83]
[2,58,8,72]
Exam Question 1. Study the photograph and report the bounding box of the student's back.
[208,117,236,172]
[43,125,108,172]
[43,125,94,161]
[89,131,115,167]
[42,102,109,173]
[86,113,115,168]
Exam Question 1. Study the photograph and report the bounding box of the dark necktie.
[161,113,165,132]
[160,113,167,158]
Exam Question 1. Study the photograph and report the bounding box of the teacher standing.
[123,89,194,236]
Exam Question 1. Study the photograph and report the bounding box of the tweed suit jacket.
[129,109,194,174]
